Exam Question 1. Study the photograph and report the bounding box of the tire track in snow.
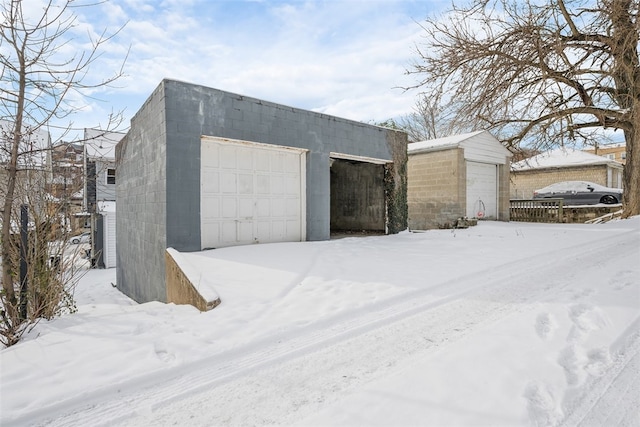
[11,228,637,427]
[559,324,640,427]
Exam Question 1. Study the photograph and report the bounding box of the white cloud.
[37,0,442,139]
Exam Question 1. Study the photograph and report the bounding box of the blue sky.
[53,0,447,140]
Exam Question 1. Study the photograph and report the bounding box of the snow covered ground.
[1,218,639,426]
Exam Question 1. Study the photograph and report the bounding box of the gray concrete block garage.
[116,79,408,303]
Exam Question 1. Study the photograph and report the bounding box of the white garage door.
[466,161,497,219]
[200,136,306,249]
[103,211,117,268]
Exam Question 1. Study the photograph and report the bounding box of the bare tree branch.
[0,0,127,346]
[408,0,639,217]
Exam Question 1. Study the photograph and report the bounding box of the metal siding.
[461,132,510,164]
[103,211,117,268]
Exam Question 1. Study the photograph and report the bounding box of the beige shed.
[407,130,512,230]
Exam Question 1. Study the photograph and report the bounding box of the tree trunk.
[623,112,639,218]
[2,50,27,304]
[609,0,639,217]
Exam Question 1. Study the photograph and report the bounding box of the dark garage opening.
[330,157,386,237]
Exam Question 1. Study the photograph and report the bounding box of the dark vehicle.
[533,181,623,205]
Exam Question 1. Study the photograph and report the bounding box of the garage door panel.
[202,170,219,193]
[271,176,284,194]
[237,147,253,171]
[257,221,271,241]
[221,172,236,193]
[271,199,285,217]
[238,173,253,194]
[257,174,270,194]
[255,155,270,172]
[220,146,236,169]
[238,198,254,217]
[202,144,219,167]
[202,197,220,217]
[271,153,285,172]
[221,198,237,218]
[286,198,299,216]
[201,222,220,248]
[201,137,305,249]
[286,220,301,239]
[256,198,270,216]
[238,221,253,242]
[221,221,236,243]
[466,162,497,219]
[285,176,299,195]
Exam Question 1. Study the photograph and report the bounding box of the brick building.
[510,148,624,199]
[407,130,511,230]
[583,143,626,165]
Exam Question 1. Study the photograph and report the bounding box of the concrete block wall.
[498,164,511,221]
[116,79,408,304]
[116,84,168,303]
[510,165,609,199]
[408,148,466,229]
[162,79,400,245]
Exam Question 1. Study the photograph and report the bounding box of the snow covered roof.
[84,128,125,161]
[407,130,487,154]
[407,130,511,164]
[511,148,623,171]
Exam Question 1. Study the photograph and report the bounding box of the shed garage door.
[466,161,497,219]
[200,136,307,249]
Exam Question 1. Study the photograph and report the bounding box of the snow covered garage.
[115,79,408,304]
[407,130,511,230]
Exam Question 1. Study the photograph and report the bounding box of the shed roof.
[511,148,623,171]
[407,130,511,164]
[407,130,487,154]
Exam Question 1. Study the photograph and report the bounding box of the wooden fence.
[510,199,564,223]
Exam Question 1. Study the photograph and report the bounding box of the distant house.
[0,120,52,222]
[48,142,85,233]
[116,79,408,304]
[407,130,512,230]
[583,143,627,165]
[83,128,125,213]
[511,148,624,199]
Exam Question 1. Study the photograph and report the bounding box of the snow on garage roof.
[511,148,623,171]
[407,130,487,154]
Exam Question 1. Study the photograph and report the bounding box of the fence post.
[19,204,28,320]
[558,200,564,223]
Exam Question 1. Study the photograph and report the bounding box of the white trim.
[299,154,307,242]
[200,136,307,249]
[329,152,390,164]
[201,135,308,154]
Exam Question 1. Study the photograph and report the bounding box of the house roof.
[84,128,125,161]
[511,148,623,171]
[407,130,487,154]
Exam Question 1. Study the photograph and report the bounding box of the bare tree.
[409,0,639,217]
[0,0,125,346]
[396,93,479,142]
